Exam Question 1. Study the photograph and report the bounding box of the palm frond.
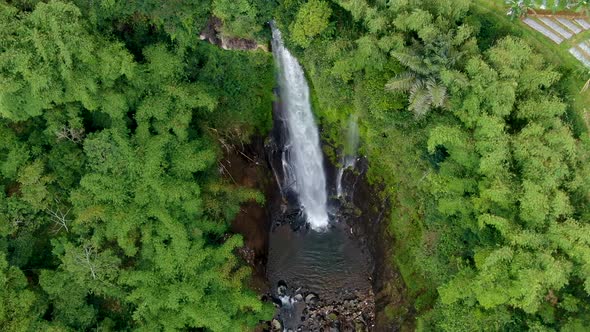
[409,82,432,117]
[391,50,430,75]
[427,79,448,109]
[385,72,417,92]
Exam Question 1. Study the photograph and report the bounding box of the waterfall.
[271,23,329,230]
[336,115,359,198]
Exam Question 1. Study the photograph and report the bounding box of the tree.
[39,269,97,329]
[386,67,449,117]
[122,233,273,331]
[67,43,272,329]
[0,1,276,330]
[0,252,46,332]
[0,1,135,121]
[266,0,590,330]
[290,0,332,47]
[385,1,476,117]
[428,37,590,330]
[72,0,213,51]
[71,125,271,329]
[192,42,274,136]
[211,0,274,39]
[17,161,51,211]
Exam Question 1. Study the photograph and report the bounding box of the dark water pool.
[267,219,372,302]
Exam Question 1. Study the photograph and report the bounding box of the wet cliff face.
[341,160,415,331]
[220,136,275,293]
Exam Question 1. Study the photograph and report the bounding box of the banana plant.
[506,0,536,20]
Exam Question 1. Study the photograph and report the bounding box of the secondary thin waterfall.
[271,23,329,230]
[336,115,359,198]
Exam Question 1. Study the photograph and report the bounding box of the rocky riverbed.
[267,285,376,332]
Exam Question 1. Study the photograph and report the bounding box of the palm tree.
[386,51,449,118]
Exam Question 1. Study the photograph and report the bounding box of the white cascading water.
[271,23,329,230]
[336,115,359,198]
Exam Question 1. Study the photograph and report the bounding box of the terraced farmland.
[523,17,567,43]
[523,15,589,44]
[522,15,590,67]
[570,40,590,67]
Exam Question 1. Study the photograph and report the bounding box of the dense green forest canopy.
[1,0,590,331]
[271,0,590,330]
[0,0,274,330]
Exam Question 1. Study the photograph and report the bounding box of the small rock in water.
[305,293,318,304]
[277,280,288,296]
[271,296,282,307]
[271,319,282,331]
[278,286,287,296]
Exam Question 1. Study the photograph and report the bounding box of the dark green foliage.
[2,0,590,330]
[273,0,590,330]
[0,2,135,120]
[72,0,213,51]
[290,0,332,47]
[0,0,274,330]
[190,42,275,137]
[212,0,276,40]
[0,252,48,332]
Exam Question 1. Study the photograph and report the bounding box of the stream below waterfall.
[265,23,375,331]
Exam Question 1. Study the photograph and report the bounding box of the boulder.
[305,293,318,304]
[271,319,282,331]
